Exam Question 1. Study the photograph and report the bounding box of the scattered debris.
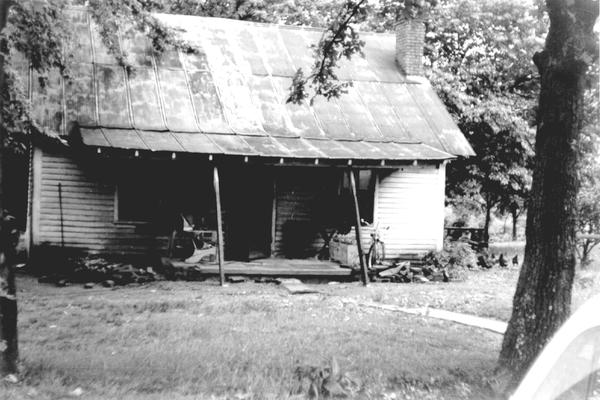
[279,278,319,294]
[292,357,360,399]
[40,257,160,287]
[227,275,248,284]
[102,280,115,288]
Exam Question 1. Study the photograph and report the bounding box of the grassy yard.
[2,253,598,400]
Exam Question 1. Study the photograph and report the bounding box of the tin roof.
[24,9,475,161]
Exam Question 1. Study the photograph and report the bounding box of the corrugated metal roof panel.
[305,139,357,159]
[380,82,441,149]
[156,68,198,132]
[64,63,96,127]
[252,25,296,77]
[242,135,292,157]
[65,10,92,64]
[207,134,256,155]
[95,64,131,128]
[236,27,269,76]
[120,31,153,67]
[354,81,412,142]
[271,76,322,139]
[274,137,326,158]
[31,69,64,134]
[336,86,383,141]
[337,140,386,159]
[362,35,404,83]
[172,133,223,154]
[311,96,354,140]
[138,130,183,152]
[128,67,166,131]
[185,69,231,134]
[248,75,296,137]
[80,128,109,147]
[28,11,473,160]
[407,83,476,156]
[102,128,147,149]
[278,28,318,73]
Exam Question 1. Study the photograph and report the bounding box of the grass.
[2,248,599,400]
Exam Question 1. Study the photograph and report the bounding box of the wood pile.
[371,261,449,283]
[38,256,159,287]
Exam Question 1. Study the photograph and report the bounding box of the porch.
[165,257,354,279]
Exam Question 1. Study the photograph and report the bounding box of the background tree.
[497,0,599,389]
[575,89,600,266]
[425,0,540,242]
[287,0,599,389]
[0,0,194,376]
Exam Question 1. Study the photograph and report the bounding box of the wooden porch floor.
[168,257,354,278]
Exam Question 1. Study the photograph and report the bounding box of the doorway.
[223,166,273,261]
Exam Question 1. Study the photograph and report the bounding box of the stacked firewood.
[371,261,450,283]
[38,257,159,288]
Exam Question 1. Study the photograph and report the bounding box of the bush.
[423,239,477,271]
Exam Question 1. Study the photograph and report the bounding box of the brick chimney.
[395,18,425,76]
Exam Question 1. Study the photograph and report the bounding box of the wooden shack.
[24,9,474,267]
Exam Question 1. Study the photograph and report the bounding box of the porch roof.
[20,9,474,161]
[80,128,453,160]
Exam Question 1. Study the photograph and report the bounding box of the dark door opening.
[223,167,273,261]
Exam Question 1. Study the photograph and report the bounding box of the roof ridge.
[64,5,394,37]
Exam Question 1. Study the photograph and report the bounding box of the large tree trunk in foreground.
[0,0,17,376]
[497,0,598,390]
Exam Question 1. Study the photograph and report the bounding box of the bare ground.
[1,252,598,400]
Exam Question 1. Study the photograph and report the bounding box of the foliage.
[423,238,477,270]
[576,107,600,266]
[286,0,438,103]
[428,0,540,238]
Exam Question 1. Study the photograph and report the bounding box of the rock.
[57,279,70,287]
[512,254,519,266]
[84,282,94,289]
[3,374,18,383]
[414,275,429,283]
[38,275,54,284]
[227,275,248,283]
[70,387,84,397]
[102,280,115,288]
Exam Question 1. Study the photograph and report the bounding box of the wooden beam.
[213,165,226,286]
[270,176,277,256]
[348,168,368,286]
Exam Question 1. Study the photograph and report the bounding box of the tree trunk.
[483,196,492,245]
[511,209,518,241]
[497,0,598,390]
[0,0,17,377]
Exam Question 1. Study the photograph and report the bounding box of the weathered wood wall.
[32,147,167,255]
[374,164,445,257]
[272,168,341,258]
[31,147,446,260]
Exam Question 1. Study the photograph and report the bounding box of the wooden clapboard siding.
[272,168,339,257]
[34,148,167,255]
[374,164,445,258]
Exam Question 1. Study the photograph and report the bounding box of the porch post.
[213,165,226,286]
[348,168,368,286]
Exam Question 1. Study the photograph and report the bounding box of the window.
[340,170,375,222]
[116,179,164,223]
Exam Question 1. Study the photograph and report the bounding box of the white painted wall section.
[374,163,445,257]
